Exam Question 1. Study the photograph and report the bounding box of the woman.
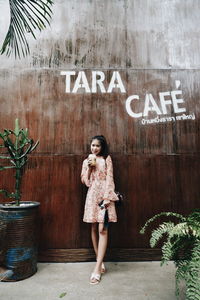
[81,135,118,284]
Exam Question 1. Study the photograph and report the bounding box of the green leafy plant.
[59,292,67,298]
[0,0,54,58]
[0,119,39,205]
[140,210,200,300]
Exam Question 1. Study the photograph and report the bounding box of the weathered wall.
[0,0,199,261]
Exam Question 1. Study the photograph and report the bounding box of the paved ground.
[0,261,181,300]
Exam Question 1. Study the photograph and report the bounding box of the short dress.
[81,155,118,223]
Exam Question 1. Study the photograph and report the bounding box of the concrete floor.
[0,261,179,300]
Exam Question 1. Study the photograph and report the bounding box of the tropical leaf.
[0,0,54,58]
[0,155,11,159]
[149,221,175,247]
[0,165,15,170]
[0,119,39,205]
[140,212,186,234]
[141,210,200,299]
[0,189,16,199]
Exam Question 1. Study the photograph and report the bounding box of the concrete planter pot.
[0,201,40,281]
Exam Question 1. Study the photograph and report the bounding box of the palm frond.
[0,0,54,58]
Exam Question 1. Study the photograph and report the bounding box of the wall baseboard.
[38,248,162,262]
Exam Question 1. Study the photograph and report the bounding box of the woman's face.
[91,139,102,155]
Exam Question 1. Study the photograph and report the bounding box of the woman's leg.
[91,223,106,273]
[92,223,108,276]
[91,223,98,256]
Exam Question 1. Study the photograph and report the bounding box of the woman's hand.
[99,200,110,209]
[103,200,110,209]
[87,158,94,167]
[87,154,96,168]
[87,159,95,180]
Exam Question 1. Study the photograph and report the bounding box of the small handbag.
[98,201,109,229]
[99,191,123,208]
[98,192,123,229]
[115,191,123,207]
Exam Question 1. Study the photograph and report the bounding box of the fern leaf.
[185,240,200,300]
[140,212,185,234]
[150,222,175,247]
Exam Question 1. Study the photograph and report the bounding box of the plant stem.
[15,168,22,206]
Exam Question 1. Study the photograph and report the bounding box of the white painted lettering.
[125,95,142,118]
[171,90,186,113]
[92,71,106,93]
[159,92,172,115]
[60,71,76,93]
[72,71,91,93]
[107,71,126,93]
[143,94,162,117]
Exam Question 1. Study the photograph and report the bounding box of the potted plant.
[0,119,39,281]
[140,210,200,300]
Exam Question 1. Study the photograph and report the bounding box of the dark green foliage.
[140,210,200,299]
[0,119,39,205]
[0,0,54,58]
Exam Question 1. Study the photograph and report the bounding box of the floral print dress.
[81,155,118,223]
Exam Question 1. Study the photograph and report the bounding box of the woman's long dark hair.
[91,135,109,159]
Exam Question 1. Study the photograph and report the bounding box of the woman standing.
[81,135,118,285]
